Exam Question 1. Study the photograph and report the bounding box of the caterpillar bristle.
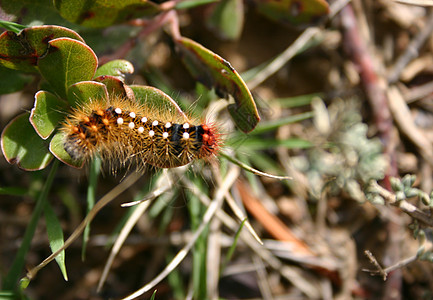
[61,96,221,170]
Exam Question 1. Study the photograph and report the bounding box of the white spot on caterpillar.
[152,120,159,126]
[149,130,155,137]
[129,112,136,118]
[128,122,135,129]
[165,122,171,128]
[141,117,147,123]
[138,126,144,133]
[183,123,190,129]
[183,132,190,139]
[115,108,122,114]
[117,118,124,125]
[162,132,169,139]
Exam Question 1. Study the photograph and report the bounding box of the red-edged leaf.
[38,37,98,99]
[0,25,84,72]
[30,91,69,139]
[94,75,135,100]
[94,59,134,80]
[67,81,109,107]
[49,131,85,168]
[130,85,189,121]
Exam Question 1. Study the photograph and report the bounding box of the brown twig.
[340,3,397,179]
[369,180,433,227]
[341,4,402,298]
[364,250,388,280]
[363,250,419,280]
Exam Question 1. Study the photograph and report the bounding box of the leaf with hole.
[175,37,260,132]
[0,25,84,72]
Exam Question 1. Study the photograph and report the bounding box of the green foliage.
[0,1,333,298]
[54,0,160,28]
[0,21,260,170]
[253,0,329,25]
[207,0,244,40]
[44,201,68,280]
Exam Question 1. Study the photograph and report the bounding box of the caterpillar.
[61,96,220,169]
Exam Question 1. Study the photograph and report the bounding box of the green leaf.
[49,131,85,168]
[0,25,84,72]
[0,65,33,94]
[175,37,260,132]
[30,91,69,139]
[253,0,329,25]
[275,93,323,108]
[149,290,158,300]
[0,20,27,34]
[94,59,134,80]
[233,137,313,150]
[1,113,53,171]
[82,157,101,260]
[44,202,68,281]
[251,111,314,134]
[54,0,161,28]
[38,37,98,99]
[175,0,218,10]
[207,0,244,40]
[67,81,109,107]
[130,85,188,120]
[94,75,133,99]
[0,186,29,196]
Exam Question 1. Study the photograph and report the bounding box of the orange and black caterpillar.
[61,97,220,169]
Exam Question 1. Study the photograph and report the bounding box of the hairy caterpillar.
[61,96,220,169]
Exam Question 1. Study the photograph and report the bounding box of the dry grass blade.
[394,0,433,6]
[224,191,263,245]
[207,217,222,299]
[387,86,433,165]
[96,172,173,291]
[181,176,322,297]
[26,172,142,281]
[121,166,240,300]
[220,152,291,180]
